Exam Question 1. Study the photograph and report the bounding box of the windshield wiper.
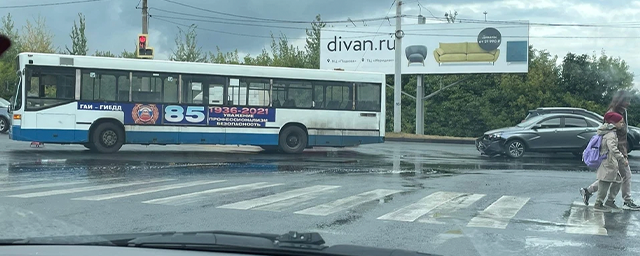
[1,230,439,256]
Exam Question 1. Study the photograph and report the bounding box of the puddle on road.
[316,214,361,229]
[3,144,610,179]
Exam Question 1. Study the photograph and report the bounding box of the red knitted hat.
[604,112,623,124]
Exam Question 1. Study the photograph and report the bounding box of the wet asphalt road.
[1,134,640,256]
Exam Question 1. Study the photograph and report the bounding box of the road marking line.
[417,193,486,224]
[0,180,99,192]
[377,191,465,222]
[466,195,530,229]
[218,185,340,210]
[0,178,57,185]
[294,189,402,216]
[142,182,283,206]
[71,180,226,201]
[565,201,607,236]
[254,193,319,212]
[6,179,174,198]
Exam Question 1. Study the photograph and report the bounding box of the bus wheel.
[91,122,124,153]
[279,126,307,154]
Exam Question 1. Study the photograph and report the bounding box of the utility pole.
[393,0,403,133]
[142,0,148,34]
[416,14,425,135]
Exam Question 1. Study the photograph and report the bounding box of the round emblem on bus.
[132,104,159,124]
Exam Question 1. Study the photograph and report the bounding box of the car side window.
[564,117,588,128]
[585,119,601,127]
[538,117,561,129]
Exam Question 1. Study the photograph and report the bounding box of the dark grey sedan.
[475,113,601,158]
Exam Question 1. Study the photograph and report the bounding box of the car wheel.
[0,116,8,133]
[505,139,526,158]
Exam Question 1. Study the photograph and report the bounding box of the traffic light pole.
[142,0,148,34]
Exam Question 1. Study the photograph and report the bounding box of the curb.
[384,137,476,145]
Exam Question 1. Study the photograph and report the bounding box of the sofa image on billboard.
[433,42,500,65]
[405,45,428,66]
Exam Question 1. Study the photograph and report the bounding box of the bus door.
[181,75,226,144]
[25,66,76,142]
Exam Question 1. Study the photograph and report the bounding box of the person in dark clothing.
[581,90,640,210]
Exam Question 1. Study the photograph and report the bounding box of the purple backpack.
[583,134,608,169]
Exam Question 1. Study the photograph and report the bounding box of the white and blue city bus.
[9,53,385,153]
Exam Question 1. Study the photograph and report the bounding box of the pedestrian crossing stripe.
[0,179,609,235]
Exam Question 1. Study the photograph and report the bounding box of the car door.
[528,116,563,150]
[560,117,597,150]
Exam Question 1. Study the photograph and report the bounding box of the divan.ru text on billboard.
[326,36,395,52]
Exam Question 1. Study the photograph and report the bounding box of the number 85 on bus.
[164,105,207,125]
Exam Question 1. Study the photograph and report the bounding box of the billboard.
[320,23,529,74]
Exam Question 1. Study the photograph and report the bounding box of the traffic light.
[136,34,154,59]
[138,34,147,50]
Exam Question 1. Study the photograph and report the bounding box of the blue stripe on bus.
[10,126,383,147]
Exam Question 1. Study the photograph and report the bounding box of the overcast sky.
[1,0,639,87]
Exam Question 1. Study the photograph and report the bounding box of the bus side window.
[355,83,381,111]
[313,84,324,109]
[163,75,178,103]
[80,70,118,101]
[272,79,312,108]
[131,72,165,103]
[241,78,269,107]
[324,82,351,110]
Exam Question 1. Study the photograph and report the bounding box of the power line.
[415,0,438,19]
[160,0,403,24]
[157,14,639,40]
[407,32,640,39]
[151,15,391,35]
[420,16,640,28]
[0,0,106,9]
[354,0,397,71]
[151,16,390,40]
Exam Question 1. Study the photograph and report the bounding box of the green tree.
[93,50,116,57]
[209,46,241,64]
[119,49,136,58]
[66,13,88,55]
[20,15,56,53]
[303,14,326,69]
[171,24,206,62]
[0,13,21,98]
[269,33,306,68]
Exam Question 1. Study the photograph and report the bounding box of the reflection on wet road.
[0,136,639,256]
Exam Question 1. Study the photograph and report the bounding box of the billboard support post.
[416,13,426,135]
[393,0,403,133]
[416,75,424,134]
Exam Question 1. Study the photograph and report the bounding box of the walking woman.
[592,112,626,212]
[581,90,640,210]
